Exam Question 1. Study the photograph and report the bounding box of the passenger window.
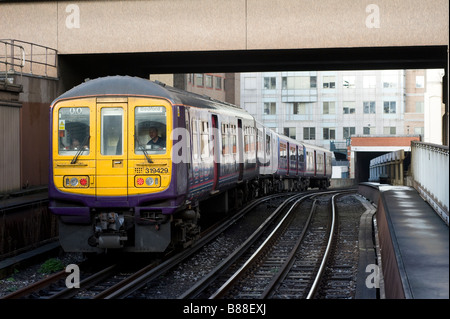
[200,121,209,158]
[101,108,123,155]
[58,107,90,155]
[192,119,199,161]
[266,135,271,155]
[134,106,167,154]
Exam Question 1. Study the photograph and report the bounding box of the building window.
[205,74,213,88]
[215,76,222,90]
[415,101,424,113]
[303,127,315,140]
[414,127,424,135]
[196,74,204,87]
[382,74,397,88]
[383,127,396,135]
[323,76,335,89]
[323,102,335,114]
[343,127,355,139]
[363,76,376,88]
[363,101,376,114]
[343,76,355,88]
[343,101,356,114]
[310,76,317,88]
[323,127,336,140]
[264,77,276,89]
[363,126,376,135]
[416,75,424,88]
[284,127,296,139]
[264,102,276,115]
[282,76,316,89]
[293,102,307,115]
[383,101,396,114]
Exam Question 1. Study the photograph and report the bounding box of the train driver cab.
[134,106,167,155]
[58,107,90,155]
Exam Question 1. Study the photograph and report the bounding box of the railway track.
[2,189,365,300]
[1,192,290,299]
[180,190,360,299]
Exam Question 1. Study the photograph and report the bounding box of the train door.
[286,142,290,176]
[288,144,297,176]
[96,99,128,199]
[237,119,243,181]
[211,114,219,191]
[294,145,299,176]
[314,150,317,176]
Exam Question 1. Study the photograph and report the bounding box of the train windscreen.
[58,107,90,155]
[134,106,167,154]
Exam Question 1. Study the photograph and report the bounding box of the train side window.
[257,128,263,153]
[266,134,271,155]
[244,126,249,153]
[280,143,287,161]
[200,121,209,158]
[231,124,237,154]
[101,108,123,155]
[58,107,90,155]
[222,123,228,155]
[192,119,199,161]
[298,147,304,162]
[290,146,296,161]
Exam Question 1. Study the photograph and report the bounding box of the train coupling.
[89,212,128,248]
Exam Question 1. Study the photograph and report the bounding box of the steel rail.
[205,193,311,299]
[260,199,318,298]
[306,193,339,299]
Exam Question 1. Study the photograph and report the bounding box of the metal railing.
[1,39,25,83]
[411,141,449,224]
[0,39,57,81]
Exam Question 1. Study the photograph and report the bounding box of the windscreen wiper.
[71,135,90,164]
[135,133,153,163]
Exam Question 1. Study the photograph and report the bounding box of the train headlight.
[145,177,154,186]
[70,177,78,187]
[64,176,89,188]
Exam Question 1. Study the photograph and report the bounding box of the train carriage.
[50,76,258,253]
[49,76,331,253]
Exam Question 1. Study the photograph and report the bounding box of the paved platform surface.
[379,185,449,299]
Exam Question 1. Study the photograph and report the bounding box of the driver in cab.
[147,127,165,149]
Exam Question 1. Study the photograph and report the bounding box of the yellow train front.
[49,76,192,253]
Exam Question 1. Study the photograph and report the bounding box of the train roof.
[53,76,174,102]
[52,76,252,118]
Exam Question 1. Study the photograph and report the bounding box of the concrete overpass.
[1,1,448,77]
[1,0,448,53]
